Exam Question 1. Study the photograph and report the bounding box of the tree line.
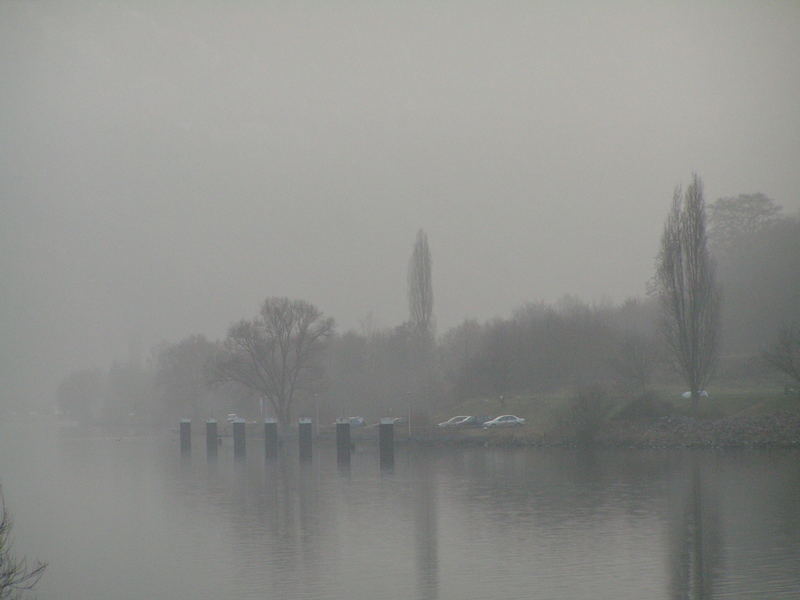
[56,181,800,426]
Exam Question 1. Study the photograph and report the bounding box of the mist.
[3,0,800,406]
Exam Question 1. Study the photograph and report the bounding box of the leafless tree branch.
[0,489,46,599]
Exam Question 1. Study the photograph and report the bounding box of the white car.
[335,416,366,427]
[482,415,526,428]
[437,415,476,428]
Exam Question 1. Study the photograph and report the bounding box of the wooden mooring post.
[233,418,246,459]
[180,419,191,455]
[264,418,279,459]
[378,418,394,468]
[298,418,313,461]
[336,418,351,464]
[206,419,217,459]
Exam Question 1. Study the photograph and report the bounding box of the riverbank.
[419,386,800,449]
[411,411,800,449]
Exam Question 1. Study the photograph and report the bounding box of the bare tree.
[763,324,800,387]
[656,174,721,412]
[406,229,437,415]
[214,298,334,425]
[0,489,45,599]
[408,229,434,337]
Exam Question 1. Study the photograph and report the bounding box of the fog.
[2,0,800,407]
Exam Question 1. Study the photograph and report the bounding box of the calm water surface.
[1,420,799,599]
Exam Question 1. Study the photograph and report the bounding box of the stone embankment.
[601,411,800,448]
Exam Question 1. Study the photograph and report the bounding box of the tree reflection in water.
[412,451,439,600]
[669,455,722,600]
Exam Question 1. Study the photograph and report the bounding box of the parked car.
[437,415,476,428]
[369,416,406,427]
[334,417,367,427]
[482,415,526,428]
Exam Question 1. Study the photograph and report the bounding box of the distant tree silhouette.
[763,324,800,388]
[708,193,781,252]
[154,334,218,422]
[408,229,434,337]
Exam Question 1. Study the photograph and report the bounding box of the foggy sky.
[2,0,800,405]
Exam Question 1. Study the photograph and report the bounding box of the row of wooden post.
[179,417,395,466]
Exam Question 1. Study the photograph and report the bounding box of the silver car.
[482,415,526,428]
[437,415,476,428]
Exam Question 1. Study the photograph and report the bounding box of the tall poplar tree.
[656,174,721,413]
[408,229,434,337]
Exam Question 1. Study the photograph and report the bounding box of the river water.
[1,420,798,599]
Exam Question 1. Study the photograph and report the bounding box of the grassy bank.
[424,385,800,448]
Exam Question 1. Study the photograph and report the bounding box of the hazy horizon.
[2,0,800,405]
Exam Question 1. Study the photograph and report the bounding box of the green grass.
[435,382,799,431]
[667,383,800,418]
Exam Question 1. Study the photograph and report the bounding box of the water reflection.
[2,422,800,600]
[412,450,438,600]
[668,457,722,600]
[164,444,800,599]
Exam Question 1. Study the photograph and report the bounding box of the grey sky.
[2,0,799,404]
